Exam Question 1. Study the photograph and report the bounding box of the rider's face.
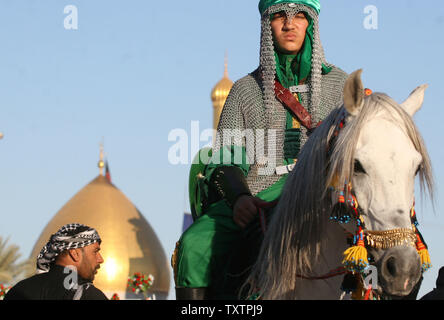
[271,11,309,55]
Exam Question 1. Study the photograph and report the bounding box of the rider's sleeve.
[204,79,252,207]
[206,148,251,208]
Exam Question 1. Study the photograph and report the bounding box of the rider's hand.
[233,195,274,228]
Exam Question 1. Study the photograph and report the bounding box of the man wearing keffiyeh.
[5,223,107,300]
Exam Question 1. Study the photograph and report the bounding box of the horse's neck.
[294,221,349,299]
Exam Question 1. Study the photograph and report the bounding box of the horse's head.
[245,70,434,300]
[337,70,433,297]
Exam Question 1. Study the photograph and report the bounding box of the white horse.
[245,70,434,299]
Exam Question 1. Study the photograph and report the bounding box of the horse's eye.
[354,160,366,174]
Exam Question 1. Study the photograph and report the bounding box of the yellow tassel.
[415,232,432,272]
[418,248,432,272]
[342,239,369,273]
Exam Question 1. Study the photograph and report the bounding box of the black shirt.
[420,267,444,300]
[4,265,108,300]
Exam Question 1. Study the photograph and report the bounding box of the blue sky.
[0,0,443,299]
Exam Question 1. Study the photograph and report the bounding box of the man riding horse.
[172,0,348,299]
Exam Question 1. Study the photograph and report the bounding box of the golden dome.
[30,175,170,300]
[211,73,233,103]
[211,57,234,133]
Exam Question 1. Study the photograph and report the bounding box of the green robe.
[174,145,286,290]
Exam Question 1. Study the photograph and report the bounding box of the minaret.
[211,54,234,145]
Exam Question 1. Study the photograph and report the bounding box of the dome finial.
[224,51,229,78]
[98,139,105,176]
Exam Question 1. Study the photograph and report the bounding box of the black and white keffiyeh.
[36,223,101,274]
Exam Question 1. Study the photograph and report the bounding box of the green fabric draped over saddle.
[179,146,287,290]
[188,145,286,221]
[188,147,212,221]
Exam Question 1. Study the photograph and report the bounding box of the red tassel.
[364,284,373,300]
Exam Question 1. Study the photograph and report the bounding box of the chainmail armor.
[214,3,348,196]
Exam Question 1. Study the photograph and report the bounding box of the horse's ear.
[343,69,365,116]
[401,84,428,116]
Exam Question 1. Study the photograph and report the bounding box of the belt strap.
[275,80,313,130]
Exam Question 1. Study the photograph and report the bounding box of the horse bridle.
[327,105,430,270]
[324,102,431,299]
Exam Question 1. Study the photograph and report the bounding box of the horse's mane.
[244,93,434,299]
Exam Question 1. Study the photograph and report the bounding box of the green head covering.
[259,0,327,135]
[259,0,321,15]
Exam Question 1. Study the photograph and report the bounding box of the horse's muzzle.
[371,245,421,297]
